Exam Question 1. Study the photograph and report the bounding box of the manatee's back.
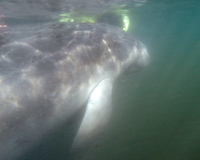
[0,23,88,160]
[0,24,59,160]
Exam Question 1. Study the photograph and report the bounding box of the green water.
[76,1,200,160]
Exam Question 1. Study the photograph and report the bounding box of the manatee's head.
[120,41,150,74]
[102,28,150,75]
[67,23,150,78]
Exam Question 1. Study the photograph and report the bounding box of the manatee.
[0,22,149,160]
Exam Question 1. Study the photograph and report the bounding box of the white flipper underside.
[72,78,114,149]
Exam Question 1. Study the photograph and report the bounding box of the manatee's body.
[0,22,149,160]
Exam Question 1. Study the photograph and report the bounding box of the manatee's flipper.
[72,78,114,150]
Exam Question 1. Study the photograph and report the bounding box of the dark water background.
[1,0,200,160]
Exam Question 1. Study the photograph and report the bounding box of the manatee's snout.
[123,42,150,74]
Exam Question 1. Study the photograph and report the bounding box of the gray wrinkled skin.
[0,22,149,160]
